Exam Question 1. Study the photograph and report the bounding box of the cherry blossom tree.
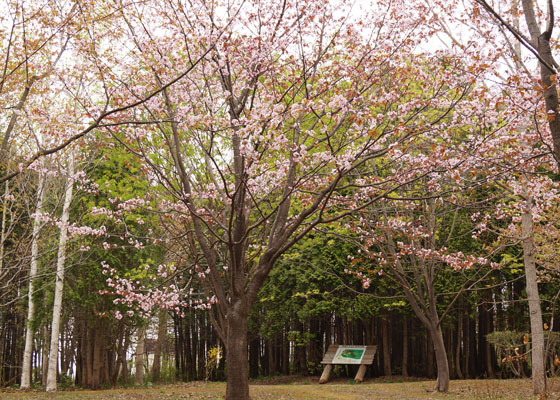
[93,0,511,397]
[422,1,558,394]
[471,0,559,168]
[0,0,214,185]
[343,75,513,391]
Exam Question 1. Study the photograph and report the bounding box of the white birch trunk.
[21,166,46,388]
[520,176,547,395]
[46,155,75,392]
[0,180,9,271]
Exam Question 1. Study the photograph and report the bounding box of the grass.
[1,377,558,400]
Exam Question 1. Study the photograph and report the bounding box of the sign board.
[331,345,367,364]
[319,345,377,383]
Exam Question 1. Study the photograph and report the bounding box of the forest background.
[0,0,559,399]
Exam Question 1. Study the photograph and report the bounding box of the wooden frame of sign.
[319,345,377,383]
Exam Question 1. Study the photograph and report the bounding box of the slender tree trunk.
[198,313,206,380]
[426,331,435,379]
[521,179,546,395]
[91,326,103,389]
[429,323,450,392]
[41,326,49,385]
[485,306,495,378]
[296,321,308,376]
[455,308,464,379]
[122,329,131,383]
[46,155,75,392]
[21,167,46,389]
[462,311,470,379]
[267,339,274,376]
[111,322,124,384]
[381,317,391,377]
[135,325,146,384]
[225,301,250,400]
[0,180,9,271]
[152,309,167,382]
[402,317,408,378]
[282,325,289,375]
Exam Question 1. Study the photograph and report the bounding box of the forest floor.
[1,376,559,400]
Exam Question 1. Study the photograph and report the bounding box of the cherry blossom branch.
[0,44,215,184]
[472,0,557,73]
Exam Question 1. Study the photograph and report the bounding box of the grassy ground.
[1,377,558,400]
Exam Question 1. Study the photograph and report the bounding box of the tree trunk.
[381,317,391,377]
[282,325,289,375]
[135,325,146,384]
[296,321,308,376]
[455,308,464,379]
[0,180,9,271]
[249,337,259,378]
[21,167,46,389]
[521,181,546,395]
[468,310,477,377]
[152,309,167,382]
[46,156,74,392]
[42,326,49,385]
[402,317,408,378]
[225,302,250,400]
[462,311,469,379]
[198,313,206,380]
[91,326,104,389]
[426,331,434,379]
[267,339,275,376]
[119,328,130,384]
[429,323,450,392]
[485,305,495,378]
[111,322,124,384]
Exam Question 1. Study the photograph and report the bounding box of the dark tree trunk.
[462,311,469,379]
[260,338,267,377]
[152,309,167,382]
[429,323,449,392]
[282,325,289,375]
[225,302,250,400]
[427,330,434,379]
[249,337,259,378]
[42,326,49,385]
[381,317,391,377]
[485,303,495,378]
[468,310,477,378]
[267,339,276,376]
[198,314,206,381]
[191,314,199,380]
[402,317,408,378]
[173,316,181,380]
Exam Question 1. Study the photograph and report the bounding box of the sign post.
[319,345,377,383]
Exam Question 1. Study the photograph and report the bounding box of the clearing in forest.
[1,378,558,400]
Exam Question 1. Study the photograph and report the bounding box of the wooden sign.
[319,345,377,384]
[332,345,367,364]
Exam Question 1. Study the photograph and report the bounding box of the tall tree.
[46,152,75,392]
[425,2,558,394]
[99,0,492,397]
[20,164,45,388]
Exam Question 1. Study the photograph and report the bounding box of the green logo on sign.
[341,349,364,359]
